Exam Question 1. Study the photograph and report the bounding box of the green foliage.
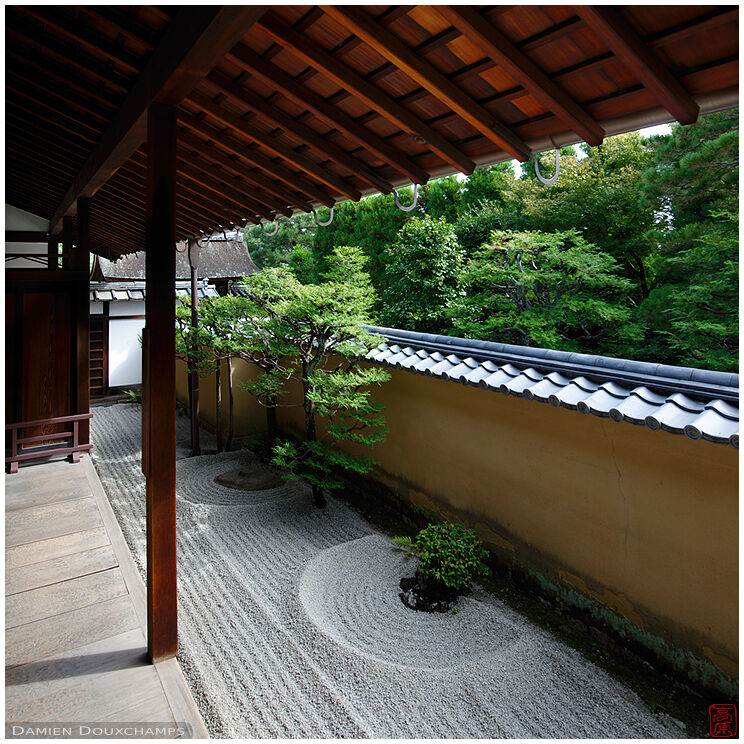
[634,109,739,370]
[312,193,411,290]
[454,200,525,254]
[394,523,491,591]
[649,211,738,371]
[380,216,465,333]
[419,174,461,222]
[243,212,316,279]
[122,388,142,404]
[450,230,636,352]
[511,134,656,300]
[237,246,390,506]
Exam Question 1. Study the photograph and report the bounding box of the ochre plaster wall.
[177,358,738,690]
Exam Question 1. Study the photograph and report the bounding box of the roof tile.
[362,326,738,449]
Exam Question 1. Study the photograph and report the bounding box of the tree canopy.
[239,109,738,372]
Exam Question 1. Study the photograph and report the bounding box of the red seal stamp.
[710,704,737,738]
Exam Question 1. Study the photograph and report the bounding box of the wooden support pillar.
[62,216,74,270]
[75,197,91,446]
[48,235,59,270]
[189,263,201,456]
[144,102,178,663]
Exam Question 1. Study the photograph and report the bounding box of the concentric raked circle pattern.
[299,534,519,670]
[176,451,305,506]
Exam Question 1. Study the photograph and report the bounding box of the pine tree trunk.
[303,375,326,509]
[215,362,223,453]
[226,354,234,452]
[266,395,278,445]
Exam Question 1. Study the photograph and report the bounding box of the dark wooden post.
[144,102,178,663]
[188,240,201,456]
[75,198,91,446]
[48,235,59,270]
[62,216,74,270]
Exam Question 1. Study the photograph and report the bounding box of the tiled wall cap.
[480,368,519,391]
[706,399,739,420]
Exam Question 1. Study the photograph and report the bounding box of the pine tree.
[237,246,390,509]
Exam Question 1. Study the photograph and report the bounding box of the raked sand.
[91,403,680,738]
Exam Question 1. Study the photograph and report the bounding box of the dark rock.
[398,569,460,613]
[215,465,284,491]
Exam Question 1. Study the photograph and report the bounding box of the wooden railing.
[6,413,93,474]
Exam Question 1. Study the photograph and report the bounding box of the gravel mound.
[177,451,302,506]
[300,535,519,670]
[91,402,677,739]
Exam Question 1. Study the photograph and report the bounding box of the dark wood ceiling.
[5,5,739,258]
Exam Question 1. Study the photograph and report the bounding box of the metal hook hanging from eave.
[533,150,560,186]
[259,219,279,236]
[393,183,419,212]
[312,206,334,227]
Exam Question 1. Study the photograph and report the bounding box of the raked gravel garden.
[90,401,682,738]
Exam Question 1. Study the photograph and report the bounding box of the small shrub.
[122,388,142,404]
[393,522,491,592]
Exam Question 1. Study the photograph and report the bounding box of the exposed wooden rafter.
[49,6,269,233]
[227,44,430,185]
[576,6,699,125]
[178,111,335,207]
[436,6,604,146]
[321,5,532,162]
[206,69,394,194]
[187,90,360,201]
[256,12,476,175]
[177,127,313,213]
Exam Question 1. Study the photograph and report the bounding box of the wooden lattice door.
[90,315,108,399]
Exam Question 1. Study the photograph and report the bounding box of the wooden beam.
[144,103,178,664]
[257,12,476,175]
[176,145,293,218]
[321,5,532,162]
[5,230,49,243]
[575,6,699,124]
[227,44,430,185]
[206,69,394,194]
[62,216,74,271]
[435,6,604,146]
[47,235,59,270]
[175,158,277,222]
[75,197,91,446]
[50,6,269,234]
[188,91,360,201]
[177,128,313,213]
[178,112,331,207]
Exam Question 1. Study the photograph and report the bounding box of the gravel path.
[91,403,680,738]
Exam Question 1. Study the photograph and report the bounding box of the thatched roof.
[94,238,257,281]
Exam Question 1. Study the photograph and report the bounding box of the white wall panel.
[109,300,145,317]
[108,318,144,387]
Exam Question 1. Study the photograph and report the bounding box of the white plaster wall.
[108,318,144,387]
[110,300,145,317]
[5,204,51,269]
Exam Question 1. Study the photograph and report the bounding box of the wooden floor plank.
[6,545,118,596]
[5,482,92,512]
[5,455,208,738]
[5,497,102,548]
[5,527,111,571]
[6,594,139,668]
[6,663,165,724]
[155,658,211,739]
[5,628,147,709]
[96,696,179,734]
[6,567,128,629]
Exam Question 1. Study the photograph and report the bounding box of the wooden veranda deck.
[5,457,208,739]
